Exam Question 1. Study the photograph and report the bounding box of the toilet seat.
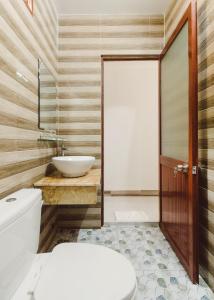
[34,243,137,300]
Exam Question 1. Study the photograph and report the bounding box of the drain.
[5,198,17,203]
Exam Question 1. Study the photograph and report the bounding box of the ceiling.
[55,0,172,15]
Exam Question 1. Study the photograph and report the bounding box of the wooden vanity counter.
[34,169,101,205]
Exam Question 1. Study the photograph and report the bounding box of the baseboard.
[104,190,159,196]
[104,222,159,226]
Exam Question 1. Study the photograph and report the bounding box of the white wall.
[104,60,159,191]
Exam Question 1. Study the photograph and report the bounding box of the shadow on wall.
[39,203,101,253]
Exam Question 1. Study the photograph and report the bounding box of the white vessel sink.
[52,156,95,178]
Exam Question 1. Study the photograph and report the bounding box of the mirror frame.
[38,59,41,129]
[38,58,57,131]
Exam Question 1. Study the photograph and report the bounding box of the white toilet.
[0,189,137,300]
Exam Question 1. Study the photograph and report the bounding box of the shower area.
[102,57,159,223]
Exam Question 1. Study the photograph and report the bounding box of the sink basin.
[52,156,95,178]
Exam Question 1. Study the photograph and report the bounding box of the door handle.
[174,163,189,176]
[182,163,189,173]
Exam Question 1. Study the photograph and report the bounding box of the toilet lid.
[34,243,137,300]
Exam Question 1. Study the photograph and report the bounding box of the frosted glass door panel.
[161,23,189,161]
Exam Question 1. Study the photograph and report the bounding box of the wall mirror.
[38,59,57,131]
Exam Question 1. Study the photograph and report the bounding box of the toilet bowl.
[0,189,137,300]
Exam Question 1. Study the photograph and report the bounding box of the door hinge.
[192,166,198,175]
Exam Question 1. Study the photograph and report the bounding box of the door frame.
[101,55,160,226]
[159,1,198,283]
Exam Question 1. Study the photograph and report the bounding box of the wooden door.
[160,2,198,283]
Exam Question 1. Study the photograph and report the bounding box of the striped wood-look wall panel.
[39,205,58,253]
[165,0,214,290]
[57,202,102,229]
[165,0,190,42]
[0,0,58,251]
[57,14,164,229]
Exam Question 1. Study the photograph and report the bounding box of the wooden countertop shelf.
[34,169,101,205]
[34,169,101,187]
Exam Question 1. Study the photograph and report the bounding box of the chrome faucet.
[61,145,67,156]
[61,147,67,156]
[58,141,67,156]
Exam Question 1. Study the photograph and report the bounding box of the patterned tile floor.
[52,223,214,300]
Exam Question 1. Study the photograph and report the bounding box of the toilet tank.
[0,189,42,300]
